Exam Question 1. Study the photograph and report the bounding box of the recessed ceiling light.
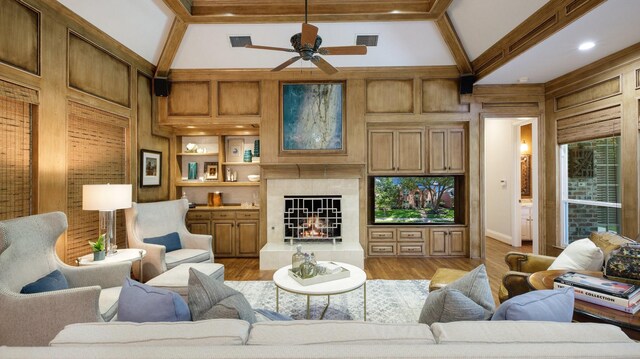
[390,10,402,14]
[518,77,529,83]
[578,41,595,51]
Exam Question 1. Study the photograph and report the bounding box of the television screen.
[372,176,460,224]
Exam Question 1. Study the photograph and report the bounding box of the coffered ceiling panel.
[171,21,455,69]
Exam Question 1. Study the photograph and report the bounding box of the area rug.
[225,280,429,323]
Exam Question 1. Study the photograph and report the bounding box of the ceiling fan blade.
[272,56,302,72]
[310,56,338,75]
[319,45,367,56]
[245,44,296,52]
[301,23,319,48]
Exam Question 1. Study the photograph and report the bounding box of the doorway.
[483,117,539,254]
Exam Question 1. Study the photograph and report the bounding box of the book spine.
[554,282,638,308]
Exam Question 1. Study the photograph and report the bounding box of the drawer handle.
[374,247,391,252]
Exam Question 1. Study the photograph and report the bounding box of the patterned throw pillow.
[188,268,257,323]
[419,264,495,325]
[589,232,634,261]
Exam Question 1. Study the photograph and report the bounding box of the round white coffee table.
[272,261,367,320]
[78,248,146,281]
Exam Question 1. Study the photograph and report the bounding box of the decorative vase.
[93,250,105,261]
[187,162,197,180]
[253,140,260,158]
[243,150,252,163]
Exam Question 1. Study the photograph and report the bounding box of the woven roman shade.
[0,96,31,220]
[557,105,621,144]
[66,101,129,263]
[0,79,38,105]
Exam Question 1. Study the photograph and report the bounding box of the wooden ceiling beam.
[162,0,192,22]
[186,13,439,23]
[429,0,453,17]
[472,0,606,81]
[155,18,188,78]
[435,12,472,75]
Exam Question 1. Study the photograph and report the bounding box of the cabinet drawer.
[236,211,259,220]
[368,243,396,256]
[212,211,236,220]
[398,229,424,241]
[368,229,396,242]
[398,243,424,256]
[187,211,211,220]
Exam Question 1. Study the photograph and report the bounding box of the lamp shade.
[83,184,132,210]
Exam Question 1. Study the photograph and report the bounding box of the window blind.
[557,105,621,145]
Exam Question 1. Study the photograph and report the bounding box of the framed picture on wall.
[140,149,161,187]
[280,81,346,155]
[226,138,244,163]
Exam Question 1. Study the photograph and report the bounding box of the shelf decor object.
[243,149,253,162]
[140,149,161,187]
[227,138,245,162]
[204,162,218,180]
[187,162,197,180]
[82,184,132,256]
[281,82,346,155]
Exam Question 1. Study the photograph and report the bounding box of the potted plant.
[89,234,106,261]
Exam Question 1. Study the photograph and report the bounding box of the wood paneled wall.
[544,43,640,255]
[0,0,161,262]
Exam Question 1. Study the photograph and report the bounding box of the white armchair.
[0,212,131,346]
[124,199,213,281]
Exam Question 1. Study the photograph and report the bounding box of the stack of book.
[553,272,640,314]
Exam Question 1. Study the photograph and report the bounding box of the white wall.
[484,119,516,244]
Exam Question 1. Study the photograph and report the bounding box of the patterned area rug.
[225,280,429,322]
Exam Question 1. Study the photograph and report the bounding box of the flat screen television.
[370,176,464,225]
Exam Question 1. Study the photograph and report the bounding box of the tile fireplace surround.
[260,178,364,270]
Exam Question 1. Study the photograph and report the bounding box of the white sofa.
[1,319,638,358]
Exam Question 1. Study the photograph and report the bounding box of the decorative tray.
[288,265,350,286]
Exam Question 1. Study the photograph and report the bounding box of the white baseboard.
[486,229,512,244]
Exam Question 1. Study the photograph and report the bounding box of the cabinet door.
[449,229,466,256]
[368,130,395,173]
[396,130,424,173]
[236,220,259,257]
[187,221,210,236]
[429,229,448,256]
[428,129,448,173]
[447,128,465,173]
[213,221,235,257]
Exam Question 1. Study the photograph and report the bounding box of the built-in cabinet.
[428,227,466,256]
[368,129,424,173]
[367,227,427,257]
[186,209,259,257]
[428,128,465,174]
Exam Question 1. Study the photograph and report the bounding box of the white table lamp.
[83,184,132,256]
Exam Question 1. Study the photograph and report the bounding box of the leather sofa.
[1,319,638,358]
[500,251,557,302]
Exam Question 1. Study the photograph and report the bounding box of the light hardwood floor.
[217,237,533,304]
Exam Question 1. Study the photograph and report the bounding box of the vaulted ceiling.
[57,0,640,84]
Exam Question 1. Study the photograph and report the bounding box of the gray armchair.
[0,212,131,346]
[124,199,213,281]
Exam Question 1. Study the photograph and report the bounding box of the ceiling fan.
[245,0,367,75]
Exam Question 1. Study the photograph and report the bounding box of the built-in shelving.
[176,181,260,187]
[178,152,219,156]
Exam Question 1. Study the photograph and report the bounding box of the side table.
[528,269,640,340]
[78,248,146,281]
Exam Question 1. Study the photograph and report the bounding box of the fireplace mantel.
[261,164,365,180]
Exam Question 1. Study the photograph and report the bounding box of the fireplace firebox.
[284,195,342,243]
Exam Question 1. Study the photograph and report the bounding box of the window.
[560,136,621,244]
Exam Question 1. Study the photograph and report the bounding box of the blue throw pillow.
[491,287,574,322]
[254,308,294,321]
[21,269,69,294]
[118,277,190,322]
[143,232,182,252]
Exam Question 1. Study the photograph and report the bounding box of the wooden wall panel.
[68,32,131,107]
[366,79,413,113]
[168,81,210,116]
[0,0,39,75]
[422,79,469,113]
[218,81,260,116]
[66,102,127,263]
[136,73,170,202]
[555,76,621,111]
[636,69,640,89]
[0,96,32,220]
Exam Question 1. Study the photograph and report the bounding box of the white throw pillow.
[548,238,604,271]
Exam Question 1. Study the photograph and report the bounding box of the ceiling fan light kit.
[245,0,367,75]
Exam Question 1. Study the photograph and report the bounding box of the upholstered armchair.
[499,252,557,302]
[0,212,131,346]
[124,199,213,281]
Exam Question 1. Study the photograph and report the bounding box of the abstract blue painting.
[282,83,344,152]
